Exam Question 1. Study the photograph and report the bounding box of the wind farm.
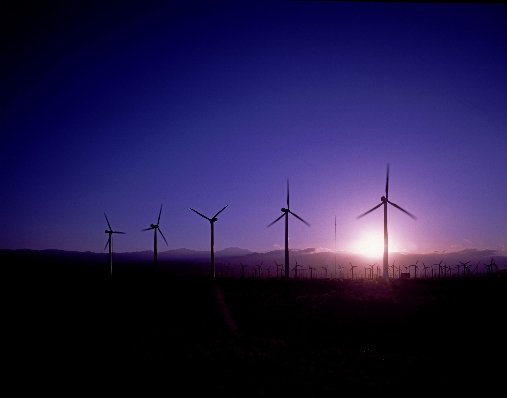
[2,1,506,397]
[5,175,507,398]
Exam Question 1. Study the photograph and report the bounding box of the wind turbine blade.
[213,204,228,218]
[104,213,112,231]
[356,203,383,219]
[385,163,390,200]
[157,204,163,225]
[104,239,109,251]
[289,210,310,227]
[113,231,126,234]
[142,227,155,231]
[387,200,417,220]
[267,213,285,227]
[190,208,211,221]
[158,228,168,246]
[286,179,290,209]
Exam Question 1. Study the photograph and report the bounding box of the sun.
[351,232,385,258]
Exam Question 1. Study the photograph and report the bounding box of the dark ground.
[8,265,506,396]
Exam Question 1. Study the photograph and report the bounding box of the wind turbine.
[309,265,315,279]
[434,260,443,278]
[409,260,419,279]
[256,261,264,279]
[274,261,283,278]
[142,204,168,273]
[103,213,125,276]
[240,263,248,279]
[267,180,310,279]
[293,259,302,279]
[190,205,228,278]
[422,263,431,278]
[357,164,417,279]
[459,261,471,278]
[349,262,357,281]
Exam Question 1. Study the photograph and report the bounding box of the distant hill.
[1,247,505,279]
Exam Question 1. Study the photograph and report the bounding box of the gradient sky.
[1,1,506,257]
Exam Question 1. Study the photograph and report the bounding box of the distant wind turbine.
[434,260,443,278]
[142,204,168,273]
[409,260,419,279]
[103,213,125,276]
[422,263,431,278]
[274,261,283,278]
[349,262,357,281]
[190,205,228,278]
[240,263,248,279]
[459,261,471,278]
[357,164,417,279]
[293,259,302,279]
[267,180,310,279]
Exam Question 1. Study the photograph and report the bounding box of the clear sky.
[1,1,506,257]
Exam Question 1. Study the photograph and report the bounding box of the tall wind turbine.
[267,180,310,279]
[334,216,337,280]
[142,204,168,273]
[104,213,125,276]
[356,164,417,279]
[190,205,228,278]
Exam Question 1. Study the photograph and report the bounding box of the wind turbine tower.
[142,204,168,273]
[267,180,310,279]
[103,213,125,276]
[357,164,417,279]
[334,216,337,279]
[190,205,228,278]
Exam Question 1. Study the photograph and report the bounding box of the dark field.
[11,272,506,396]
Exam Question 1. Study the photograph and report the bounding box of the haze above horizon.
[1,2,506,256]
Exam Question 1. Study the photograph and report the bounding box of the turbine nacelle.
[281,207,288,213]
[381,196,387,203]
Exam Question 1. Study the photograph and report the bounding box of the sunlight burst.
[351,232,398,258]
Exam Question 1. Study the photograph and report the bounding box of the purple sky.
[1,1,506,258]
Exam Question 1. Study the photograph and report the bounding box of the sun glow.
[351,232,395,258]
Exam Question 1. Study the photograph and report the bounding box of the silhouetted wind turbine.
[103,213,125,276]
[434,260,443,278]
[409,260,419,279]
[240,263,248,279]
[274,261,283,278]
[349,262,357,280]
[267,180,310,279]
[422,263,431,278]
[357,164,416,279]
[142,204,168,273]
[293,259,302,279]
[190,205,228,278]
[459,261,472,278]
[256,261,264,278]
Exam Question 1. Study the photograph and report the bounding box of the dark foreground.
[10,271,506,396]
